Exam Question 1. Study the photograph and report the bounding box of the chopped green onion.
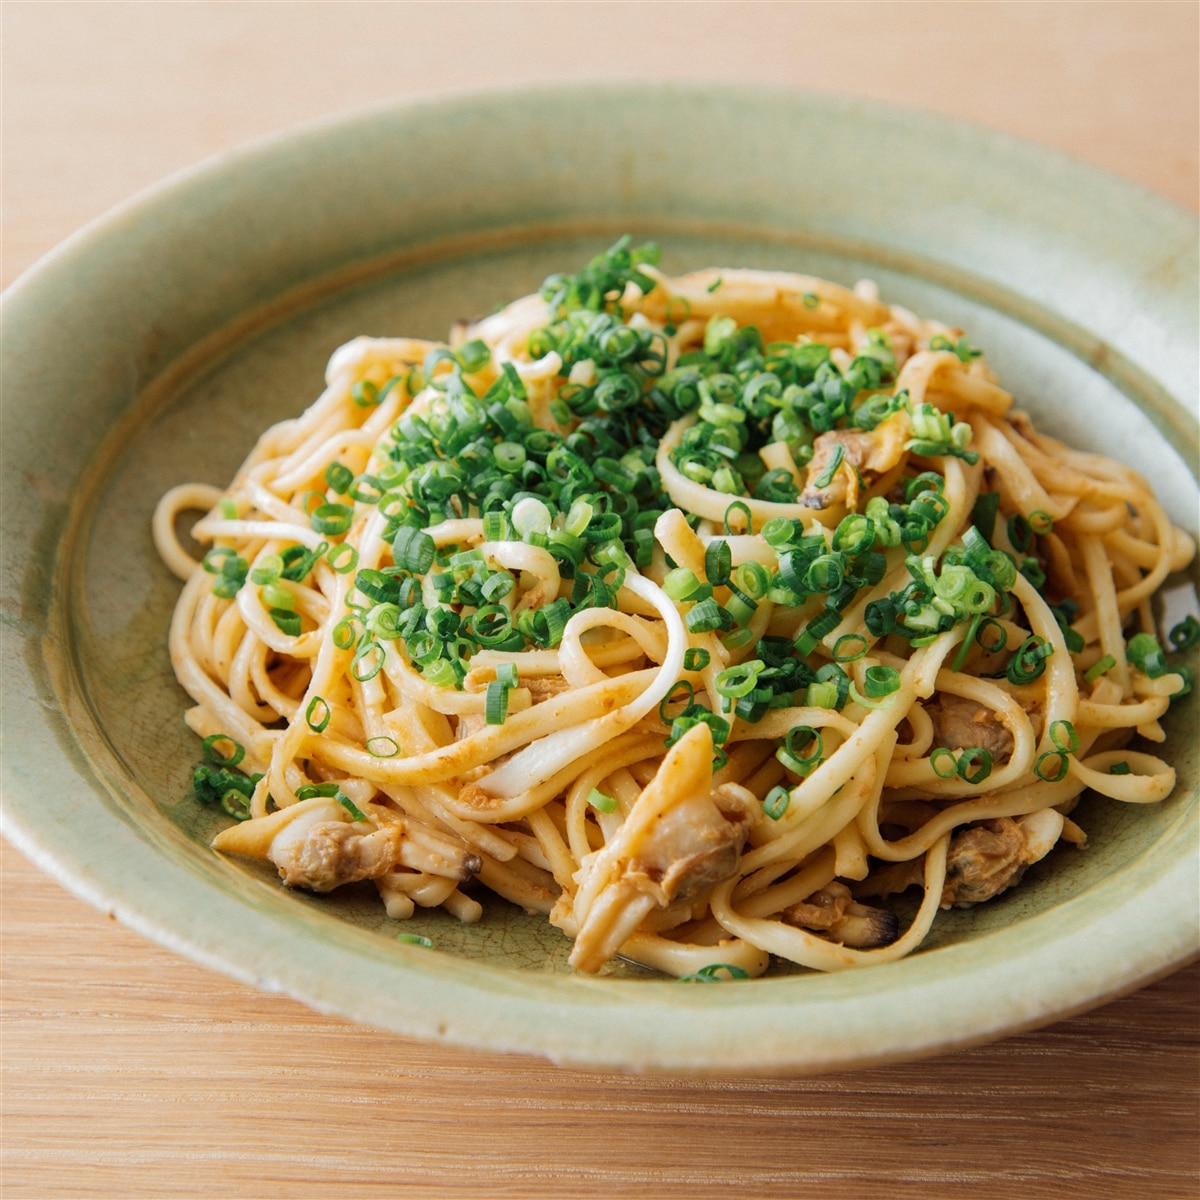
[733,561,770,601]
[485,680,509,725]
[804,680,840,709]
[975,618,1007,653]
[310,503,353,536]
[305,696,331,733]
[260,582,295,611]
[677,963,750,982]
[366,735,400,757]
[202,734,244,767]
[832,633,868,663]
[704,539,732,586]
[1007,635,1052,685]
[1035,751,1069,782]
[793,607,841,657]
[776,725,822,776]
[455,338,492,373]
[326,543,359,574]
[1171,664,1194,698]
[1007,514,1032,554]
[482,511,510,541]
[1169,615,1200,651]
[193,762,255,809]
[324,461,354,493]
[249,554,283,585]
[1127,632,1168,679]
[220,790,252,821]
[723,501,753,535]
[659,680,695,722]
[951,614,982,674]
[1109,761,1131,775]
[392,525,436,574]
[511,496,552,538]
[1083,654,1116,683]
[351,640,384,682]
[349,475,384,505]
[715,661,764,700]
[1049,719,1079,754]
[421,658,459,689]
[931,747,958,779]
[686,598,728,633]
[587,788,618,814]
[862,665,900,697]
[956,747,993,784]
[332,616,361,650]
[294,780,366,821]
[970,492,1001,541]
[832,514,875,556]
[351,380,380,407]
[664,567,710,603]
[396,933,434,947]
[724,584,758,626]
[337,792,368,821]
[722,626,757,652]
[494,441,527,473]
[683,647,711,672]
[763,785,791,820]
[269,608,301,636]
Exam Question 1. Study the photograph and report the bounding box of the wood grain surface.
[3,4,1198,1198]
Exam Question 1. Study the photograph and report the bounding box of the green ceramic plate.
[3,85,1197,1074]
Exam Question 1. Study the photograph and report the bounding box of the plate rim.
[3,82,1197,1074]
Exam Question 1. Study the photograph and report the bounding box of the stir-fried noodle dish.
[155,241,1197,979]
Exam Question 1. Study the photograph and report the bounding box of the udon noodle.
[154,241,1196,978]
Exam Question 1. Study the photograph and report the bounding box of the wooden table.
[4,5,1197,1196]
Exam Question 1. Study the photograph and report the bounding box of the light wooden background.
[3,4,1197,1197]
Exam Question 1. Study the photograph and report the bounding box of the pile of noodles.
[154,243,1196,978]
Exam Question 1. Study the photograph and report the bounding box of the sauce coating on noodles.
[154,241,1197,977]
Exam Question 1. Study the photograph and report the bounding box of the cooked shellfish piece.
[782,881,900,948]
[212,796,479,893]
[565,723,755,974]
[799,411,909,510]
[940,809,1065,907]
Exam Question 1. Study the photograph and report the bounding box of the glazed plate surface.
[3,85,1197,1073]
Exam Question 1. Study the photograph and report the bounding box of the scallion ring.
[930,747,958,779]
[1035,751,1069,782]
[202,734,244,767]
[659,680,695,722]
[956,747,993,785]
[862,665,901,697]
[763,786,791,820]
[677,964,750,983]
[326,543,359,574]
[485,680,509,726]
[305,696,331,733]
[351,640,385,682]
[832,633,868,663]
[366,735,400,757]
[1049,719,1079,754]
[704,539,732,586]
[310,503,353,536]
